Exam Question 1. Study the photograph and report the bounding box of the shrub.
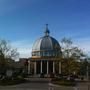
[0,77,26,86]
[51,79,76,86]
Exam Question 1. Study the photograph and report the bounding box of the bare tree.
[0,39,19,74]
[61,37,84,59]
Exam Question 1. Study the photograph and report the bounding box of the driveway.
[0,78,75,90]
[75,81,90,90]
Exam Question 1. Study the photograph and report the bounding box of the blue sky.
[0,0,90,58]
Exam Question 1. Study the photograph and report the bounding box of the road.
[0,78,88,90]
[75,81,90,90]
[0,83,74,90]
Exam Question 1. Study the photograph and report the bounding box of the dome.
[32,36,60,51]
[32,25,61,57]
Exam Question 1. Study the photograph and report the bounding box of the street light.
[86,56,89,90]
[86,56,89,81]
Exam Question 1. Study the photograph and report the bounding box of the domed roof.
[32,36,61,51]
[32,24,61,52]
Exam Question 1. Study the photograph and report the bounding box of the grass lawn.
[51,78,76,86]
[0,77,26,86]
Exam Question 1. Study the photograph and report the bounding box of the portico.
[28,57,62,76]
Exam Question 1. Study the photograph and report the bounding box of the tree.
[61,37,84,60]
[60,37,85,75]
[61,58,80,75]
[0,39,19,74]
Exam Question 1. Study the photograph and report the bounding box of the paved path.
[74,81,90,90]
[3,78,90,90]
[0,78,75,90]
[0,83,74,90]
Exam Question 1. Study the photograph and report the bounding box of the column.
[59,61,61,74]
[53,61,55,74]
[40,61,43,73]
[28,60,30,75]
[47,61,49,74]
[34,61,37,75]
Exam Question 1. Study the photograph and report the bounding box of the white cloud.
[11,40,33,59]
[60,37,90,56]
[74,37,90,56]
[11,36,90,61]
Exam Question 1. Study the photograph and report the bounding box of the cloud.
[11,40,33,59]
[60,36,90,56]
[74,37,90,56]
[11,36,90,61]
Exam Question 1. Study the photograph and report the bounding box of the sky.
[0,0,90,59]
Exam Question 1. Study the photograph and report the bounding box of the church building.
[28,24,62,77]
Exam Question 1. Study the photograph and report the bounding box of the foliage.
[61,37,85,59]
[0,39,19,59]
[60,37,85,75]
[61,58,80,75]
[0,39,19,74]
[0,77,26,86]
[51,78,76,86]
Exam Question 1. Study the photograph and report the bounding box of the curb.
[48,83,63,87]
[49,83,76,88]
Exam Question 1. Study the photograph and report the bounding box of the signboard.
[6,70,13,77]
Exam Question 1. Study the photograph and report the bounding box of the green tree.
[60,37,85,75]
[61,58,80,75]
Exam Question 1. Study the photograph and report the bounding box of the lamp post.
[86,56,89,90]
[86,56,89,81]
[86,64,89,81]
[28,60,30,75]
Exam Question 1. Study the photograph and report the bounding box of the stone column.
[28,60,30,75]
[59,61,61,74]
[53,61,55,74]
[47,61,49,74]
[34,61,37,75]
[40,61,43,73]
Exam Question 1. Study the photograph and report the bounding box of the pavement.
[0,83,74,90]
[0,78,90,90]
[74,81,90,90]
